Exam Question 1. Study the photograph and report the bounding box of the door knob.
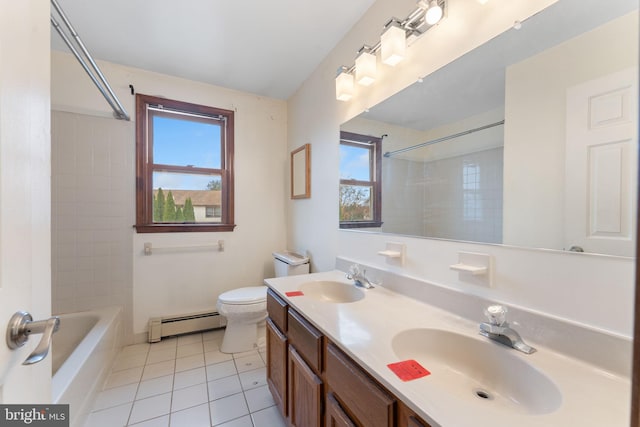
[6,311,60,365]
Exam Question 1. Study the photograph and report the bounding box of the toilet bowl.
[217,286,267,354]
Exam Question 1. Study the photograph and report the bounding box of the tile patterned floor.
[84,330,287,427]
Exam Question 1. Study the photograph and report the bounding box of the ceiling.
[50,0,376,100]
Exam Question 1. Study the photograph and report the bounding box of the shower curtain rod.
[50,0,130,121]
[383,120,504,158]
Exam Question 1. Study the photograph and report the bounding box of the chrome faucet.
[346,264,375,289]
[479,305,536,354]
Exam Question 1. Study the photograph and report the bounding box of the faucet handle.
[484,305,507,326]
[346,264,361,279]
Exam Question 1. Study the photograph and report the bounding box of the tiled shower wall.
[51,110,134,342]
[382,147,503,244]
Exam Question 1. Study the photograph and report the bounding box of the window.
[339,131,382,228]
[135,94,235,232]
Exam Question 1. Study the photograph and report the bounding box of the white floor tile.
[136,375,174,400]
[205,349,233,365]
[84,402,132,427]
[170,403,210,427]
[93,383,138,411]
[129,393,172,425]
[209,393,249,426]
[177,333,203,346]
[147,347,176,364]
[251,405,287,427]
[208,375,243,401]
[216,415,253,427]
[150,338,177,351]
[105,367,144,389]
[120,343,150,356]
[238,367,267,391]
[202,329,224,342]
[129,414,169,427]
[206,360,237,381]
[234,353,265,373]
[244,385,275,413]
[171,382,208,412]
[113,352,149,372]
[176,342,203,358]
[232,349,259,359]
[174,367,206,390]
[142,360,175,381]
[204,340,222,352]
[175,353,205,372]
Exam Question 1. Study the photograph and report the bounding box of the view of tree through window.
[339,131,382,228]
[135,94,235,232]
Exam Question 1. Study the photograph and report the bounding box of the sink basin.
[391,329,561,415]
[299,281,365,303]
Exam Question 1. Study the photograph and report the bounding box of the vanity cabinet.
[287,307,325,427]
[289,345,323,426]
[266,288,432,427]
[266,319,287,415]
[397,402,432,427]
[326,342,395,427]
[266,290,288,417]
[326,392,356,427]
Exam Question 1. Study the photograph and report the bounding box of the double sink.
[297,279,561,416]
[265,271,630,426]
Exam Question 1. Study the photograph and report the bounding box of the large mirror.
[340,0,638,257]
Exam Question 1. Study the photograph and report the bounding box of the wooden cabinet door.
[266,319,288,417]
[326,343,395,427]
[397,401,432,427]
[326,393,356,427]
[289,346,323,427]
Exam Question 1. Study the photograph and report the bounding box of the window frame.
[339,131,383,229]
[135,94,235,233]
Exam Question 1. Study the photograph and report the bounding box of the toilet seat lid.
[219,286,267,305]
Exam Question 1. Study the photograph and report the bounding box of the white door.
[0,1,52,403]
[565,68,638,257]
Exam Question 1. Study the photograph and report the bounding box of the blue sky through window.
[340,144,370,180]
[152,115,222,190]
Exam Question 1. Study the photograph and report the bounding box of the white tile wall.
[51,110,135,342]
[382,147,503,244]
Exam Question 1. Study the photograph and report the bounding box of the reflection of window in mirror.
[339,131,383,228]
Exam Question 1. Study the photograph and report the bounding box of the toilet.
[217,251,309,353]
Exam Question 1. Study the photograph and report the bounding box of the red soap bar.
[387,359,431,381]
[286,291,304,297]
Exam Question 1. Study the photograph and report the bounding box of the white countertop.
[265,270,631,427]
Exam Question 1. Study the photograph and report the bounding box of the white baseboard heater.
[148,310,226,343]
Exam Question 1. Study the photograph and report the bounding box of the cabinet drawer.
[326,343,395,427]
[287,308,323,373]
[397,401,432,427]
[267,288,288,332]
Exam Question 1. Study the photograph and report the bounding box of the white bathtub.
[52,306,123,427]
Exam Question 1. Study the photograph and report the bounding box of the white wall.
[51,52,288,340]
[503,11,638,250]
[287,0,636,336]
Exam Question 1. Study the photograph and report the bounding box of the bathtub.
[52,306,123,427]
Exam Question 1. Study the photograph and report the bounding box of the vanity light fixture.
[335,66,355,101]
[335,0,446,101]
[424,0,443,25]
[381,19,406,66]
[355,46,377,86]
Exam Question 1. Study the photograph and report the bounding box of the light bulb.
[381,20,406,67]
[335,67,354,101]
[355,46,377,86]
[425,0,443,25]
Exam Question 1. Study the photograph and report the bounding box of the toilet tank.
[273,251,310,277]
